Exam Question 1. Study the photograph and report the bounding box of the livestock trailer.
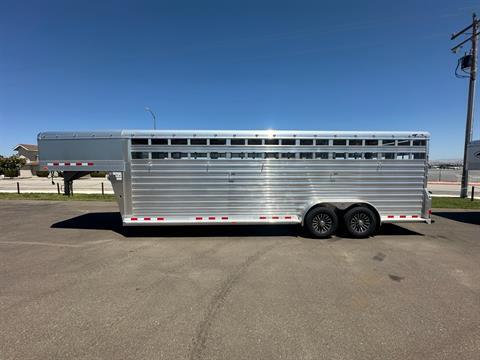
[38,130,431,238]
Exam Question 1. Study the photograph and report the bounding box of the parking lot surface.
[1,200,479,360]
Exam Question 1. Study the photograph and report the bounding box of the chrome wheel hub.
[351,212,371,233]
[312,213,332,234]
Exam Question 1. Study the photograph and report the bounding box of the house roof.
[14,144,38,152]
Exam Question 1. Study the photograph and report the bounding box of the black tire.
[305,207,338,238]
[344,206,377,238]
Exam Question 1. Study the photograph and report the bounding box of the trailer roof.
[38,129,430,140]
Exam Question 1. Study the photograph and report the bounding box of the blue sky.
[0,0,479,159]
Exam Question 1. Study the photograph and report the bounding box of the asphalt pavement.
[1,200,479,359]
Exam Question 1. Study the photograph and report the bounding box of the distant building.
[13,144,38,163]
[13,144,39,176]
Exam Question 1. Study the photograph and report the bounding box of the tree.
[0,155,26,177]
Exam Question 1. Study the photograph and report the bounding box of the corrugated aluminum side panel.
[128,159,427,219]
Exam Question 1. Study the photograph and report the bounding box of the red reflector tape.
[130,217,138,221]
[76,162,82,166]
[53,162,59,166]
[221,216,228,220]
[64,162,70,166]
[272,216,279,219]
[428,209,432,215]
[157,217,164,221]
[144,217,151,221]
[400,215,406,218]
[87,162,94,166]
[259,216,267,220]
[387,215,394,218]
[195,217,203,220]
[412,215,419,218]
[285,216,292,219]
[208,217,216,220]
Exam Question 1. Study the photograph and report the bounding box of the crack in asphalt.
[189,241,279,360]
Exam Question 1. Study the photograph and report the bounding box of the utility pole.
[145,107,157,130]
[451,13,478,198]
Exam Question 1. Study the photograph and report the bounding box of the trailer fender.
[300,200,381,226]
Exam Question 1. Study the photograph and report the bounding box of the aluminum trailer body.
[38,130,431,237]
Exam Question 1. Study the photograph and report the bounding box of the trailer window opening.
[231,139,246,145]
[131,151,149,159]
[316,139,329,146]
[151,139,168,145]
[300,139,314,146]
[191,152,207,159]
[349,139,362,146]
[191,139,207,145]
[210,139,226,145]
[131,139,149,145]
[333,139,347,146]
[231,152,245,159]
[315,152,329,159]
[171,139,188,145]
[171,152,188,159]
[413,140,426,146]
[382,140,395,146]
[247,152,263,159]
[264,139,279,145]
[365,140,378,146]
[397,140,410,146]
[265,152,279,159]
[364,152,378,159]
[135,151,421,161]
[248,139,262,145]
[210,152,226,159]
[281,139,296,145]
[347,152,362,159]
[151,152,168,159]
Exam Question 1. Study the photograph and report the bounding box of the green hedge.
[3,168,19,178]
[35,170,50,177]
[0,156,25,177]
[90,171,107,178]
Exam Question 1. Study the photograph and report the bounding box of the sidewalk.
[0,176,113,194]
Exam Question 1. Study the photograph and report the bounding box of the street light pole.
[145,107,157,130]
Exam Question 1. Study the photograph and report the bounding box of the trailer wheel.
[344,206,377,238]
[305,207,338,238]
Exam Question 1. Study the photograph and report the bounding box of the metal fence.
[428,169,480,183]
